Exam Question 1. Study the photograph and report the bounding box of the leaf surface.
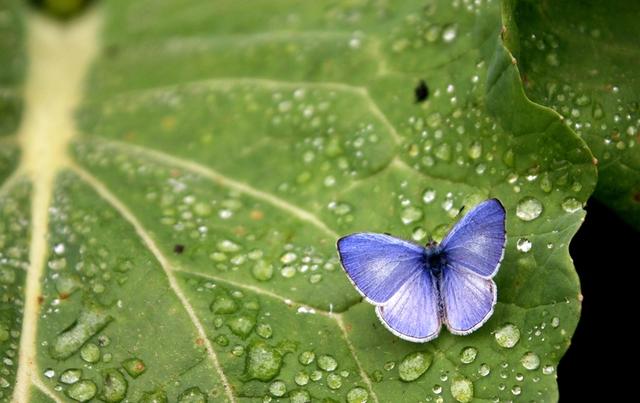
[1,1,596,401]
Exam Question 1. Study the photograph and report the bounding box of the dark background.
[559,199,636,400]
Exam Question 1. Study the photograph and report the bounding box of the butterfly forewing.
[337,233,426,304]
[376,270,442,342]
[440,198,506,278]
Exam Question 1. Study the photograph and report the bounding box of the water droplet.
[246,341,283,381]
[412,227,427,241]
[516,238,532,253]
[252,260,274,281]
[269,380,286,397]
[228,315,256,338]
[215,335,229,346]
[217,239,241,252]
[511,385,522,395]
[210,294,238,314]
[60,368,82,385]
[121,358,146,379]
[561,197,582,213]
[422,189,437,204]
[551,317,560,328]
[542,365,555,375]
[329,202,352,216]
[294,371,309,386]
[467,141,482,159]
[435,143,451,161]
[516,197,543,221]
[383,361,395,371]
[80,343,100,363]
[398,351,432,382]
[478,364,490,377]
[280,252,297,264]
[494,323,520,348]
[327,373,342,389]
[450,376,474,403]
[310,370,322,381]
[401,206,423,225]
[49,305,113,360]
[177,387,207,403]
[521,352,540,370]
[459,347,477,364]
[298,351,315,365]
[280,266,296,278]
[101,369,128,402]
[43,368,55,379]
[66,380,97,402]
[318,354,338,371]
[289,389,311,403]
[442,24,457,42]
[347,386,369,403]
[432,384,442,394]
[256,323,273,339]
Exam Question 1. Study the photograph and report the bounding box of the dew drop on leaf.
[298,351,315,365]
[521,352,541,370]
[398,351,432,382]
[516,238,532,253]
[317,354,338,371]
[516,197,543,221]
[268,380,286,397]
[450,376,474,403]
[459,347,477,364]
[177,387,207,403]
[561,197,582,213]
[401,206,423,225]
[494,323,521,348]
[347,386,369,403]
[66,380,97,402]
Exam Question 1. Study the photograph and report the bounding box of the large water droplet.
[60,368,82,385]
[542,364,555,375]
[327,373,342,389]
[66,380,97,402]
[347,386,369,403]
[228,315,256,338]
[521,352,540,370]
[101,369,128,402]
[561,197,582,213]
[401,206,423,225]
[495,323,520,348]
[298,351,315,365]
[516,238,532,253]
[318,354,338,371]
[459,347,477,364]
[294,371,309,386]
[122,358,146,378]
[398,351,432,382]
[422,188,436,204]
[245,341,283,381]
[478,363,490,377]
[210,294,238,314]
[80,343,100,363]
[177,387,207,403]
[251,260,273,281]
[256,323,273,339]
[49,305,113,359]
[516,197,543,221]
[269,380,286,397]
[450,376,474,403]
[289,389,311,403]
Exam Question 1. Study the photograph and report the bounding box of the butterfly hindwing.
[337,233,425,304]
[440,198,506,278]
[376,270,442,342]
[441,265,497,334]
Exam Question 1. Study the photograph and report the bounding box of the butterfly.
[336,198,506,343]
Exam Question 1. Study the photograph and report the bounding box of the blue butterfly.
[337,198,506,343]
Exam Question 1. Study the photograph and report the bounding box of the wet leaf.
[503,0,640,228]
[1,0,595,401]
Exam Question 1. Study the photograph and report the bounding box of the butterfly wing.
[376,270,442,342]
[440,198,506,278]
[441,265,497,334]
[337,233,425,304]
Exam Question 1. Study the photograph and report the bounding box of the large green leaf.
[502,0,640,228]
[1,0,596,402]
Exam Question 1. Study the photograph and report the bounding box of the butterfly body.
[337,198,506,343]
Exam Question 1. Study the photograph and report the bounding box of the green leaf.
[502,0,640,228]
[1,0,596,402]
